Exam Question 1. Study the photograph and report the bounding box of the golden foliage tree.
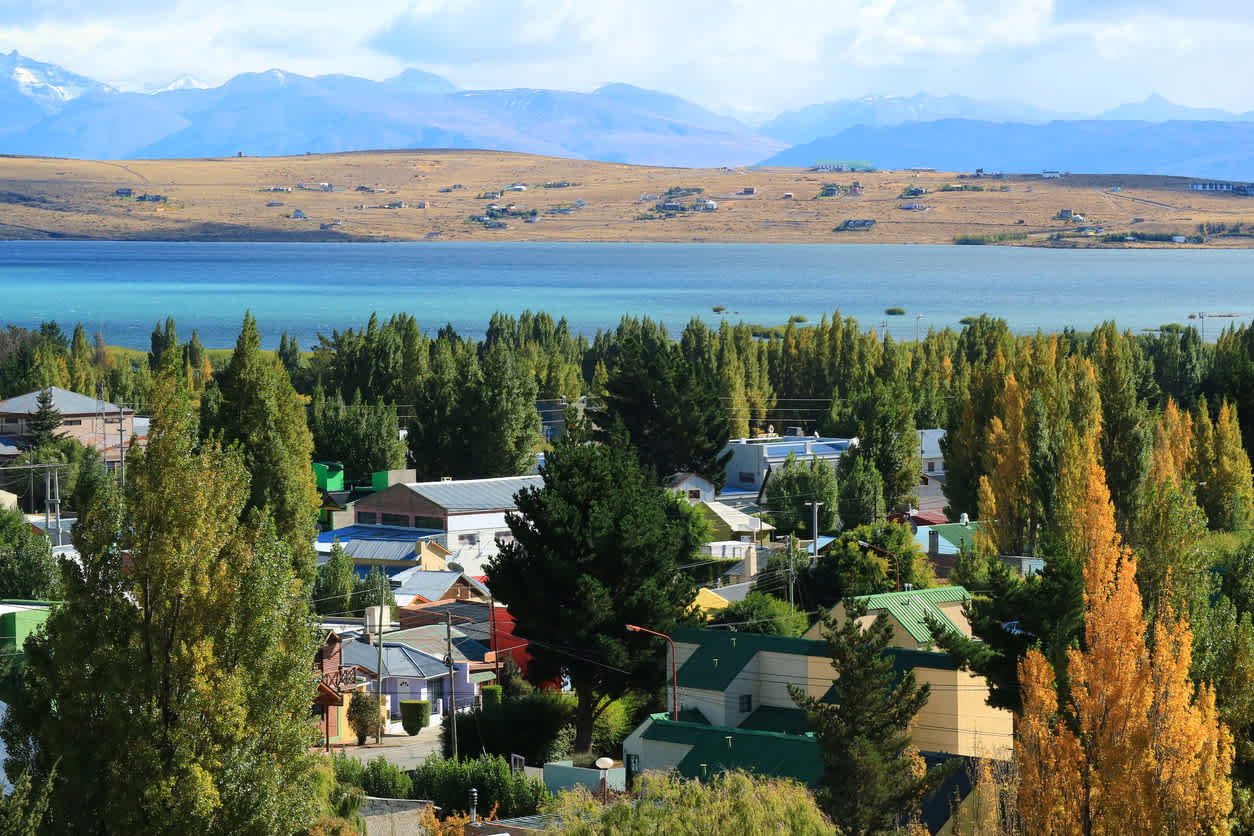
[1016,455,1233,835]
[978,373,1032,555]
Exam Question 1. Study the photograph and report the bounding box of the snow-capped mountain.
[0,50,114,137]
[150,74,210,94]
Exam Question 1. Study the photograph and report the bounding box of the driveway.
[330,720,445,771]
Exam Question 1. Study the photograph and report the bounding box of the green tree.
[0,506,60,600]
[829,378,919,512]
[26,388,61,449]
[350,565,396,617]
[803,522,928,609]
[1092,322,1152,533]
[791,598,957,833]
[309,387,407,482]
[200,312,320,582]
[487,418,700,752]
[549,770,833,835]
[313,541,354,616]
[67,323,95,396]
[0,764,55,834]
[1,355,321,834]
[464,341,540,477]
[837,454,885,529]
[147,316,177,372]
[707,590,808,637]
[765,452,838,537]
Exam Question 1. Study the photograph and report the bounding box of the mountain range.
[2,49,1253,177]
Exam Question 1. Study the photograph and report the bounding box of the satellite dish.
[595,757,614,770]
[447,561,464,573]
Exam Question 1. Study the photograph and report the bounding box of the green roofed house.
[0,601,52,702]
[806,586,974,651]
[623,626,1013,786]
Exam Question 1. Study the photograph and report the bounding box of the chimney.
[928,529,939,558]
[746,544,759,582]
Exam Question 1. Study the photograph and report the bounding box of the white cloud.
[1,0,1253,114]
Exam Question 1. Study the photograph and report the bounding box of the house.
[623,628,1013,786]
[0,387,141,470]
[900,202,929,211]
[718,434,854,494]
[696,501,774,544]
[0,600,51,676]
[398,598,533,675]
[693,581,752,615]
[340,633,478,723]
[312,631,367,746]
[292,209,307,219]
[1042,171,1062,179]
[115,188,132,197]
[917,428,947,512]
[667,472,716,504]
[804,586,973,651]
[342,538,452,574]
[350,475,543,575]
[741,187,756,195]
[390,567,491,608]
[1190,181,1235,192]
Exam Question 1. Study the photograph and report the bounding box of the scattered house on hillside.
[115,188,133,197]
[900,202,929,211]
[696,501,774,544]
[292,209,307,219]
[350,475,543,576]
[667,472,717,504]
[740,187,756,195]
[1042,171,1062,179]
[622,627,1013,814]
[1190,181,1236,192]
[0,387,143,471]
[718,434,854,495]
[1057,208,1073,220]
[805,586,973,651]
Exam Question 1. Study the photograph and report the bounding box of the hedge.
[410,755,548,819]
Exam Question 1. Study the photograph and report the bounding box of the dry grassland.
[1,150,1252,246]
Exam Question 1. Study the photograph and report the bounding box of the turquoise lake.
[1,241,1250,349]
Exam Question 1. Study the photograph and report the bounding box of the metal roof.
[317,524,443,544]
[403,475,543,513]
[340,636,449,679]
[0,386,127,416]
[700,501,774,534]
[849,586,972,644]
[386,624,489,663]
[344,540,418,562]
[391,569,489,604]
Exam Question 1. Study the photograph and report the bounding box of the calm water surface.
[1,241,1250,349]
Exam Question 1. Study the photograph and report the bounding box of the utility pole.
[787,533,795,608]
[375,573,385,744]
[489,596,500,680]
[118,403,126,490]
[805,501,823,551]
[446,611,459,760]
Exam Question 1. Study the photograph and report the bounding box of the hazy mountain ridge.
[762,119,1254,180]
[2,49,1252,173]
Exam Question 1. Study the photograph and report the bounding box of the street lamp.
[857,539,900,592]
[626,624,678,721]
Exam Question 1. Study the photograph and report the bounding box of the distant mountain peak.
[383,67,456,94]
[152,74,209,93]
[0,49,113,113]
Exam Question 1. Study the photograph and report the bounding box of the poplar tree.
[200,313,319,583]
[1016,453,1233,834]
[1,355,321,834]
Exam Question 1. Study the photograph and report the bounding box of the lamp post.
[915,313,924,344]
[626,624,678,721]
[857,539,900,591]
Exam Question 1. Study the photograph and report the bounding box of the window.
[457,533,479,546]
[495,530,514,544]
[2,417,15,424]
[356,511,377,525]
[738,694,752,713]
[739,472,755,484]
[927,461,935,473]
[380,513,410,527]
[415,515,443,530]
[687,489,702,500]
[63,419,82,426]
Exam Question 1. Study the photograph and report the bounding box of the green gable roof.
[674,626,960,694]
[849,585,972,644]
[641,715,823,786]
[930,521,982,552]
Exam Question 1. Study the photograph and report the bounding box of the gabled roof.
[0,386,128,416]
[402,475,543,513]
[386,624,491,663]
[344,540,417,562]
[929,521,982,553]
[401,599,497,644]
[640,714,824,787]
[340,636,449,679]
[849,586,972,644]
[391,568,490,605]
[666,472,713,490]
[699,501,774,534]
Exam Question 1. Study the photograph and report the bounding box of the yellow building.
[805,585,974,652]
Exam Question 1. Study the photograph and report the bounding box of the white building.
[718,435,855,495]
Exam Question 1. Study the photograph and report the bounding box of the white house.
[719,435,854,495]
[349,475,543,576]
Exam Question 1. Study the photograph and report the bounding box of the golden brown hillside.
[1,150,1252,246]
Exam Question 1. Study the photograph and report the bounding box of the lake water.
[1,241,1250,349]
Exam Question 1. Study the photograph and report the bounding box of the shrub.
[411,755,549,819]
[361,756,412,799]
[347,692,381,743]
[442,689,573,764]
[481,685,503,708]
[400,700,431,736]
[331,751,365,788]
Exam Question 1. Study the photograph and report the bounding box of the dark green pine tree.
[486,417,701,753]
[26,388,62,449]
[791,598,958,834]
[837,454,885,528]
[147,316,177,372]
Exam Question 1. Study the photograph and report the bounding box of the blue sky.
[2,0,1252,118]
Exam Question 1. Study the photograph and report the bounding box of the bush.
[361,756,412,799]
[400,700,431,736]
[442,689,573,764]
[410,755,549,819]
[331,751,365,787]
[481,685,503,708]
[347,692,381,743]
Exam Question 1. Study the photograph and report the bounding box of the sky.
[3,0,1253,120]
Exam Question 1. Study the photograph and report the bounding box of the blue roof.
[914,525,959,556]
[763,439,852,459]
[0,436,20,456]
[318,524,444,544]
[341,636,448,679]
[807,535,836,555]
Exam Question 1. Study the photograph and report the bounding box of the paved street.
[330,720,444,771]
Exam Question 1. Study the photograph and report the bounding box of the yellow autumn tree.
[1016,454,1233,835]
[978,373,1032,555]
[1149,397,1194,485]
